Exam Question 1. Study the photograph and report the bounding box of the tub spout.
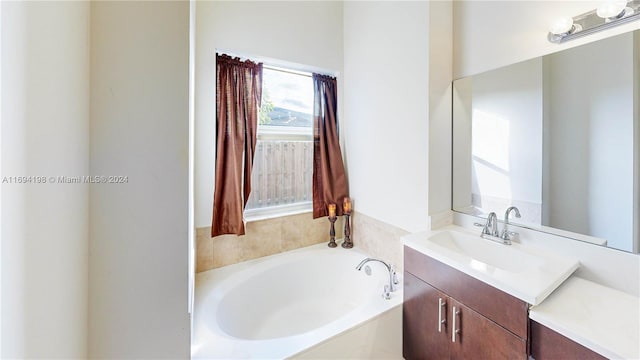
[356,258,399,300]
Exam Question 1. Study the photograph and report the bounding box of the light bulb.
[596,0,628,19]
[548,17,575,35]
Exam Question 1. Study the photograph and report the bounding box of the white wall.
[453,1,640,78]
[1,1,89,357]
[1,2,4,354]
[428,0,453,218]
[194,1,344,228]
[343,1,430,233]
[89,2,190,358]
[544,33,635,251]
[635,32,640,253]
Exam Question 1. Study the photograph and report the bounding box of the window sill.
[244,201,312,223]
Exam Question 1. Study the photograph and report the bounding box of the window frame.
[244,68,315,222]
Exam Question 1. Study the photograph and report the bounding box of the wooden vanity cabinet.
[530,320,606,360]
[403,272,449,359]
[403,246,529,360]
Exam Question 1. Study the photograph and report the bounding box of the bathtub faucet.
[356,258,399,300]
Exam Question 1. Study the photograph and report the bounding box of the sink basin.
[403,226,580,305]
[428,231,545,273]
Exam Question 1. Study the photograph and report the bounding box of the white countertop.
[402,226,580,305]
[530,276,640,359]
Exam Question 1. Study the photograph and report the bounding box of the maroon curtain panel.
[211,54,262,237]
[312,74,349,218]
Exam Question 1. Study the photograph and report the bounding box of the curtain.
[312,74,349,218]
[211,54,263,237]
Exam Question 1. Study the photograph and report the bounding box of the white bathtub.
[191,243,403,359]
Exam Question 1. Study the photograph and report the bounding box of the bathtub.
[191,243,403,359]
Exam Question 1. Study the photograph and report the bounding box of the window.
[244,66,314,219]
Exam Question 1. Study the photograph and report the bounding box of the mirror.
[453,29,640,254]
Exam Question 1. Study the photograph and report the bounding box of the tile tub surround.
[351,211,409,273]
[196,212,344,272]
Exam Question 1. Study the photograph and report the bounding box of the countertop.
[402,226,579,305]
[529,276,640,359]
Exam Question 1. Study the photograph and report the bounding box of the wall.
[1,1,89,357]
[89,2,190,358]
[453,1,640,78]
[194,1,344,229]
[1,3,4,354]
[544,33,635,251]
[428,0,454,219]
[343,1,430,234]
[635,32,640,253]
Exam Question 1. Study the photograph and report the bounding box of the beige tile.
[352,211,407,273]
[305,215,333,247]
[196,227,214,273]
[212,234,244,268]
[240,218,282,261]
[281,215,304,251]
[196,212,367,270]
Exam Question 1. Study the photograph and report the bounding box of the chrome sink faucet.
[501,206,521,242]
[476,207,521,245]
[356,258,399,300]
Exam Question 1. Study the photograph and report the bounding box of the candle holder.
[328,216,338,248]
[342,212,353,248]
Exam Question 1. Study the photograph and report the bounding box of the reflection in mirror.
[453,30,639,254]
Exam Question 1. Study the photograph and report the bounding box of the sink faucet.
[476,210,517,245]
[501,206,521,242]
[356,258,399,300]
[482,212,500,237]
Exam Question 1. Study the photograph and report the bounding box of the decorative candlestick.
[342,197,353,248]
[328,216,338,248]
[327,203,338,248]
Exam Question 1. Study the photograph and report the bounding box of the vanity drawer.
[530,320,606,360]
[404,246,529,339]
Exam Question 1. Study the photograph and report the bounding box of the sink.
[429,230,546,273]
[403,226,580,305]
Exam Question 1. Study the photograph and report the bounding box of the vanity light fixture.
[548,0,640,43]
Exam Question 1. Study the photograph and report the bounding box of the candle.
[328,203,336,218]
[343,197,351,214]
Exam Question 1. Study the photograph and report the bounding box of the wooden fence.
[246,140,313,209]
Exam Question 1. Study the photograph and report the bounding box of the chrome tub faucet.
[356,258,399,300]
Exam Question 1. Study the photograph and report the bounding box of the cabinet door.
[449,299,527,360]
[530,320,606,360]
[403,272,449,360]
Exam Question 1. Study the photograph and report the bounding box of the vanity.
[402,226,581,359]
[403,246,528,359]
[401,226,639,360]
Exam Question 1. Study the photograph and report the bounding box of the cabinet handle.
[452,306,461,343]
[438,298,446,332]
